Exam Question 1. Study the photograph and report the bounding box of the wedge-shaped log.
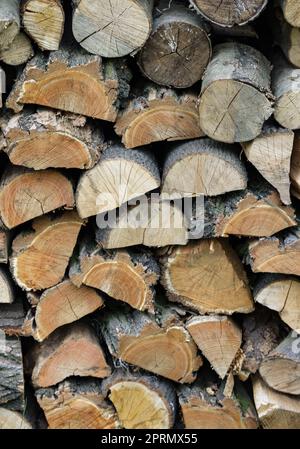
[36,379,119,429]
[76,144,160,219]
[160,240,254,315]
[1,109,105,169]
[10,212,83,291]
[199,43,273,143]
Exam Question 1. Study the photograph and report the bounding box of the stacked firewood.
[0,0,300,430]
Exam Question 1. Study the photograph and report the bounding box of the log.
[291,131,300,198]
[1,109,105,170]
[36,379,119,429]
[69,240,159,313]
[0,166,74,228]
[186,316,242,379]
[0,299,27,336]
[0,335,25,411]
[280,0,300,27]
[22,0,65,51]
[242,126,294,205]
[102,369,176,429]
[248,228,300,276]
[199,42,273,143]
[137,2,211,89]
[159,240,254,315]
[254,274,300,332]
[0,32,33,66]
[272,52,300,130]
[272,6,300,68]
[115,85,203,149]
[30,280,105,342]
[0,408,32,429]
[253,375,300,429]
[76,144,160,219]
[6,46,131,120]
[259,332,300,395]
[190,0,267,27]
[178,376,258,429]
[96,198,188,249]
[10,211,83,291]
[99,307,202,383]
[161,139,247,199]
[30,322,111,388]
[72,0,154,58]
[0,267,14,304]
[0,229,9,264]
[0,0,20,51]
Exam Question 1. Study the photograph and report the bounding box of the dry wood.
[190,0,267,27]
[199,43,273,143]
[0,267,14,304]
[22,0,64,51]
[0,299,27,336]
[0,0,20,51]
[248,228,300,276]
[36,378,119,429]
[99,306,202,383]
[0,32,33,66]
[0,229,9,264]
[160,240,254,315]
[253,375,300,429]
[254,274,300,332]
[76,144,160,219]
[259,332,300,395]
[186,316,242,379]
[6,46,131,120]
[1,109,105,169]
[242,126,294,205]
[0,166,74,229]
[0,408,32,429]
[115,85,203,149]
[161,138,247,199]
[10,211,83,291]
[178,376,258,429]
[72,0,153,58]
[102,369,176,429]
[69,240,159,313]
[30,322,111,388]
[138,2,211,88]
[280,0,300,27]
[273,6,300,68]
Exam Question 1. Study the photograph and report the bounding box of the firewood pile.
[0,0,300,430]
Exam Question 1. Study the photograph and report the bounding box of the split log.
[254,274,300,332]
[0,229,9,264]
[189,0,267,27]
[0,267,14,304]
[178,376,258,429]
[30,280,104,342]
[102,369,176,429]
[36,379,119,429]
[159,240,254,315]
[76,144,160,219]
[1,109,105,170]
[280,0,300,27]
[0,0,20,51]
[161,139,247,200]
[137,2,211,89]
[69,240,159,313]
[72,0,153,58]
[199,43,273,143]
[272,52,300,130]
[273,7,300,68]
[0,166,74,228]
[186,316,242,379]
[6,46,131,120]
[30,322,111,388]
[202,184,296,238]
[291,132,300,198]
[253,375,300,429]
[96,199,188,249]
[99,307,202,383]
[0,335,25,411]
[242,126,294,205]
[259,332,300,395]
[0,32,33,66]
[0,408,32,429]
[248,228,300,276]
[115,86,203,149]
[10,211,83,291]
[22,0,65,51]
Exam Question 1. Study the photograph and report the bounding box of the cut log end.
[0,32,33,66]
[0,408,32,429]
